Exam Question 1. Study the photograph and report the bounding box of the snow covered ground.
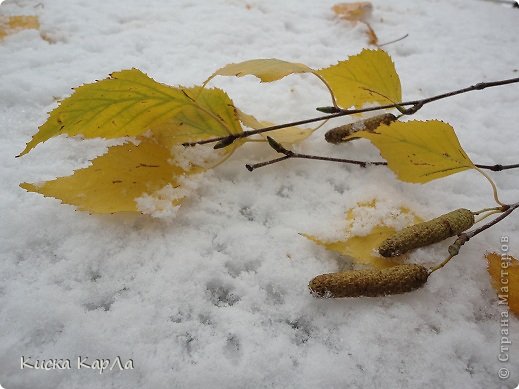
[1,0,519,388]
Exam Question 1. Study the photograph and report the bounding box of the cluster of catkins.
[308,207,475,298]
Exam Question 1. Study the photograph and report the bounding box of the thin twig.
[378,33,409,47]
[246,137,387,171]
[475,162,519,171]
[481,0,518,5]
[183,76,519,147]
[246,137,519,172]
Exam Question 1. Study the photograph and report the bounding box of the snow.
[1,0,519,388]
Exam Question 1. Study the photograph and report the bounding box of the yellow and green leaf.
[345,120,475,183]
[18,69,192,156]
[19,69,247,157]
[151,86,243,148]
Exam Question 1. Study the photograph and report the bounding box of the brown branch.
[245,137,519,172]
[378,33,409,47]
[183,76,519,148]
[472,163,519,172]
[447,202,519,257]
[246,137,388,172]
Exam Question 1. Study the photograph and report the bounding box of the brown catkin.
[309,264,429,298]
[324,113,397,144]
[378,208,475,257]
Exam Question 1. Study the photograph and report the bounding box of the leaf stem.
[378,33,409,47]
[472,206,505,215]
[311,71,338,108]
[474,166,504,206]
[429,254,454,273]
[474,209,505,224]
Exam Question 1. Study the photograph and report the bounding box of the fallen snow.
[1,0,519,388]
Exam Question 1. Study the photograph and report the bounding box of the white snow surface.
[1,0,519,388]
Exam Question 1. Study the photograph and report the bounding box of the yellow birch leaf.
[316,49,401,109]
[486,252,519,316]
[206,58,313,83]
[303,201,421,269]
[205,59,338,106]
[345,120,475,183]
[20,138,200,214]
[236,109,314,145]
[18,69,192,156]
[0,15,39,40]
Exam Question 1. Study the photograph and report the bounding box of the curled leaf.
[205,59,337,106]
[206,58,313,83]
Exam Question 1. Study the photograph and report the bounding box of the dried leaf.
[0,15,39,40]
[332,2,373,22]
[486,252,519,316]
[365,22,378,45]
[345,120,475,183]
[316,49,401,109]
[20,138,201,213]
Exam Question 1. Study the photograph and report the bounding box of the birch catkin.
[324,113,397,144]
[378,208,475,257]
[309,264,429,298]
